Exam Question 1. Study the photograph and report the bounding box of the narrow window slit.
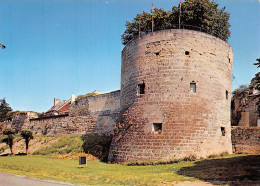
[221,127,226,136]
[138,83,145,95]
[190,82,196,93]
[226,90,228,100]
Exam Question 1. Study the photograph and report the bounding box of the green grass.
[32,136,82,156]
[0,156,198,185]
[0,145,8,153]
[0,154,257,185]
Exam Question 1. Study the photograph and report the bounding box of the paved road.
[0,172,77,186]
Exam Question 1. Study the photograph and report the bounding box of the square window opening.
[138,83,145,95]
[221,127,226,136]
[153,123,162,133]
[190,82,196,93]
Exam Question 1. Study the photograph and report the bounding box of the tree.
[2,128,15,154]
[253,58,260,116]
[253,58,260,68]
[21,129,34,155]
[0,98,12,122]
[122,0,230,45]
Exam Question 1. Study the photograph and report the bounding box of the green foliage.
[254,58,260,68]
[3,128,15,135]
[122,9,171,45]
[122,0,230,45]
[172,0,230,40]
[207,151,229,159]
[183,154,197,162]
[126,154,197,166]
[33,136,82,156]
[21,129,34,155]
[0,98,12,122]
[81,134,112,162]
[232,85,249,96]
[2,129,15,153]
[77,92,99,100]
[0,145,9,153]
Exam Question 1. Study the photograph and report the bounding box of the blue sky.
[0,0,259,112]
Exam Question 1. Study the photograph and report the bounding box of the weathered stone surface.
[25,90,120,135]
[109,29,233,162]
[232,127,260,154]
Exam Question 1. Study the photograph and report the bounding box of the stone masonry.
[232,127,260,154]
[108,29,233,162]
[24,90,120,135]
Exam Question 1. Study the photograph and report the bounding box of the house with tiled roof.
[45,94,75,116]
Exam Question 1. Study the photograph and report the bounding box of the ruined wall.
[248,95,259,127]
[26,90,120,135]
[27,115,97,135]
[109,29,233,162]
[10,112,38,133]
[231,127,260,154]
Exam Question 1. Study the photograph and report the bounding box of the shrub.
[183,154,197,162]
[220,151,229,157]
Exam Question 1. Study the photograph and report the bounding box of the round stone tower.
[109,29,233,162]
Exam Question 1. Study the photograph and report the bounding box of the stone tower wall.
[109,29,233,162]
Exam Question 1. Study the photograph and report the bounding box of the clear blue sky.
[0,0,259,113]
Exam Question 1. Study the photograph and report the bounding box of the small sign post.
[79,156,87,167]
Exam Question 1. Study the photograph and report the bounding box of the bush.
[81,134,112,162]
[183,154,197,162]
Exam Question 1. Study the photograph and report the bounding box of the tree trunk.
[26,142,29,155]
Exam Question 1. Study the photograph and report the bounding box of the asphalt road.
[0,172,77,186]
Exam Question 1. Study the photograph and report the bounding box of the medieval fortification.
[1,29,260,162]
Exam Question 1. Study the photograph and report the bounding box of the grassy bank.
[0,154,259,185]
[0,156,198,185]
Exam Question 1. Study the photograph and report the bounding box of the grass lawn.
[0,154,259,185]
[0,155,198,185]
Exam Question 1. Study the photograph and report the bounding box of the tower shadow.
[177,155,260,185]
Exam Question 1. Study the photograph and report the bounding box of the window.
[190,82,196,93]
[153,123,162,133]
[221,127,225,136]
[138,83,145,95]
[226,90,228,100]
[154,52,160,56]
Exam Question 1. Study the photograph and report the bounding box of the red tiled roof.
[58,101,71,114]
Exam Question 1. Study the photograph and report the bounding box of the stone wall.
[25,90,120,135]
[231,127,260,154]
[249,95,259,127]
[109,29,233,162]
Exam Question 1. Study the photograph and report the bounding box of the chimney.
[71,94,75,103]
[54,98,60,106]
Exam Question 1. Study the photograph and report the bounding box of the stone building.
[108,29,233,162]
[231,73,260,127]
[6,29,256,161]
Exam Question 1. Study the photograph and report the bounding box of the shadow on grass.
[0,153,9,156]
[0,153,27,156]
[177,155,260,185]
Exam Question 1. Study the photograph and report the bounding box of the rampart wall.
[25,90,120,135]
[231,127,260,154]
